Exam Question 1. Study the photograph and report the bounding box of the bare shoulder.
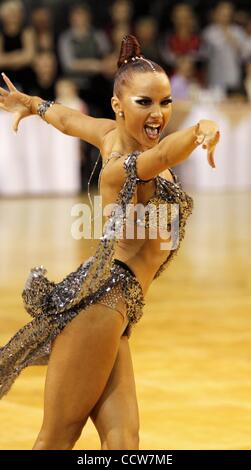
[100,153,129,190]
[64,114,116,148]
[97,118,117,138]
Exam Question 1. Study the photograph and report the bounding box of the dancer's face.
[113,71,172,150]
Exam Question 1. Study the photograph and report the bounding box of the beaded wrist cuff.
[37,100,55,119]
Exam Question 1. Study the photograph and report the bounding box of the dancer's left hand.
[195,119,220,169]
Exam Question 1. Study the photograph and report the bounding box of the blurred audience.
[106,0,133,39]
[1,0,251,111]
[0,0,35,91]
[170,55,202,101]
[101,23,131,82]
[30,50,58,101]
[58,3,109,105]
[203,2,250,93]
[134,16,161,64]
[55,78,88,113]
[160,3,202,71]
[233,9,250,29]
[243,59,251,102]
[2,0,251,193]
[99,23,131,118]
[30,5,56,52]
[244,16,251,52]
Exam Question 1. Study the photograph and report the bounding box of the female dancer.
[0,35,219,450]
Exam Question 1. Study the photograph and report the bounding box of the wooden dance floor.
[0,190,251,450]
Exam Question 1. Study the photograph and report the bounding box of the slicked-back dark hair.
[113,35,166,97]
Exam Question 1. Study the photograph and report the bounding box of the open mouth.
[144,123,161,140]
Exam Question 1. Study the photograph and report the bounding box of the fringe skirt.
[0,258,145,399]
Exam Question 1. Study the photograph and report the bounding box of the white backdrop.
[1,104,251,195]
[0,111,81,195]
[173,103,251,191]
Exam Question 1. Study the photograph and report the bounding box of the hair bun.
[117,35,142,68]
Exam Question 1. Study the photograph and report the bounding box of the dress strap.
[98,152,122,193]
[169,167,178,183]
[101,152,122,170]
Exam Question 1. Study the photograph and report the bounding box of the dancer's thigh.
[41,303,125,430]
[90,336,139,447]
[95,295,129,336]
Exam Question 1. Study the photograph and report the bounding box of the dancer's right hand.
[0,73,33,132]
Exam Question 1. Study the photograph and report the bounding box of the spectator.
[58,3,109,104]
[99,23,131,118]
[233,9,250,29]
[30,5,56,52]
[110,0,133,28]
[0,0,35,92]
[160,3,202,71]
[111,23,131,56]
[30,50,58,101]
[202,1,250,92]
[244,16,251,55]
[101,23,131,82]
[105,0,133,41]
[134,16,161,64]
[170,55,202,101]
[243,59,251,102]
[55,78,88,113]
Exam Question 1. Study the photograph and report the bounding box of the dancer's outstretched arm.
[0,73,115,149]
[136,120,220,179]
[103,120,220,187]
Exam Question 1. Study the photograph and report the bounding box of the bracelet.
[37,100,55,119]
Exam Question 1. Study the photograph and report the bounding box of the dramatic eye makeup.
[130,96,173,106]
[161,97,173,105]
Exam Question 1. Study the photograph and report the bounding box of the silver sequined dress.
[0,151,193,399]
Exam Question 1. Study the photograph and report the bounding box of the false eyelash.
[136,98,173,106]
[162,98,173,105]
[136,99,151,105]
